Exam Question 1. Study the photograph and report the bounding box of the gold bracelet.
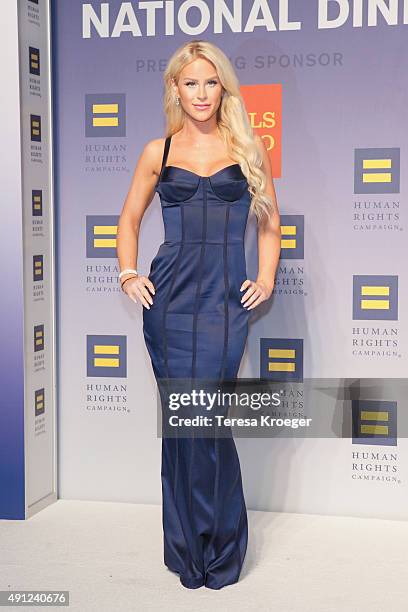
[121,275,137,291]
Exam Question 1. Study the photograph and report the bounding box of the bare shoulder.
[139,137,166,177]
[142,137,166,158]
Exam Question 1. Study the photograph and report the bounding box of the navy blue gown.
[143,134,250,589]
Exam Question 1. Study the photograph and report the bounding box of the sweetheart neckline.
[161,163,242,180]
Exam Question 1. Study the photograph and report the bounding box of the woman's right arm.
[116,137,164,309]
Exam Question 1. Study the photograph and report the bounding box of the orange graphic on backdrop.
[240,84,282,178]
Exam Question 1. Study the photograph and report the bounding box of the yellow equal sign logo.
[92,103,119,127]
[360,410,389,436]
[93,344,120,368]
[352,399,397,445]
[353,275,398,320]
[360,284,390,311]
[35,388,45,416]
[268,347,296,372]
[36,391,44,411]
[362,158,392,184]
[33,193,41,211]
[30,50,39,70]
[35,328,43,346]
[281,224,296,250]
[87,335,126,377]
[34,325,44,351]
[260,338,303,381]
[93,224,117,249]
[34,257,42,279]
[31,118,40,137]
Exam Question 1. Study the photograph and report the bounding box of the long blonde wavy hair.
[162,40,275,223]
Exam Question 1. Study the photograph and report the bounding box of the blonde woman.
[117,40,280,589]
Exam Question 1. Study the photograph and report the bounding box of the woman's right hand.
[122,275,155,309]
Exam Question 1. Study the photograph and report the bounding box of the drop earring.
[175,96,180,106]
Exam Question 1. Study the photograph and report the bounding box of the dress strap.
[160,135,172,173]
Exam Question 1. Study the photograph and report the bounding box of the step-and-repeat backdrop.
[0,0,56,520]
[52,0,407,519]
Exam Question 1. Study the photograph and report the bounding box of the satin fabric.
[143,138,251,589]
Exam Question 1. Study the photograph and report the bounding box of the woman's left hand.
[240,278,274,310]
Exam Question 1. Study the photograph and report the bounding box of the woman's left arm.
[241,134,281,310]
